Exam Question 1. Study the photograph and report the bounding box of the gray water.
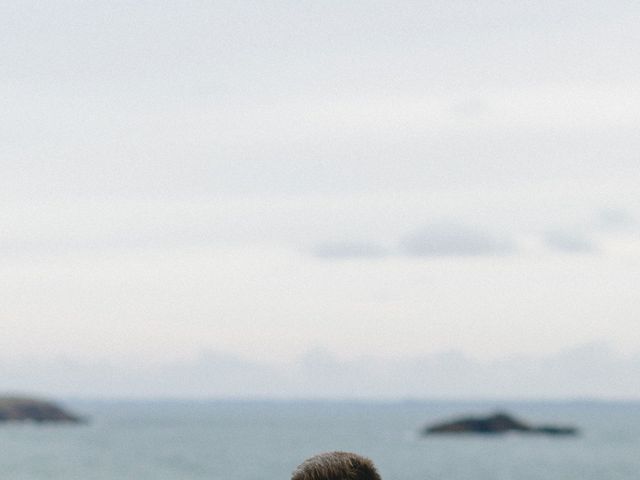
[1,400,639,480]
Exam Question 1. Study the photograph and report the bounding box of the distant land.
[424,412,578,436]
[0,396,83,423]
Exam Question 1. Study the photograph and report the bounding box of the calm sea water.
[0,400,639,480]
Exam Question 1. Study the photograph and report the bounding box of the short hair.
[291,451,382,480]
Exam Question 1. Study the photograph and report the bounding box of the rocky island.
[423,412,577,436]
[0,396,83,423]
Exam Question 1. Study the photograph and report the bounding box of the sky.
[2,0,640,398]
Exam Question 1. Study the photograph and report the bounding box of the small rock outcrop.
[0,396,83,423]
[423,412,577,436]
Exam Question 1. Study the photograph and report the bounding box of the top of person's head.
[291,451,382,480]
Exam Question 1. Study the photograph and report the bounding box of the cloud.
[450,98,488,118]
[399,223,515,257]
[597,208,636,230]
[312,242,388,259]
[310,222,516,260]
[0,352,282,399]
[544,229,597,253]
[4,343,639,399]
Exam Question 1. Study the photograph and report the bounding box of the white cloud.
[544,229,597,253]
[312,242,388,260]
[2,0,640,397]
[399,223,515,257]
[4,343,639,399]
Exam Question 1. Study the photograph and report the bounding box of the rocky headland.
[0,396,83,423]
[423,412,578,436]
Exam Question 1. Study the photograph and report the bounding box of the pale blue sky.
[2,1,640,397]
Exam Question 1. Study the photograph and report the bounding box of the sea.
[1,400,639,480]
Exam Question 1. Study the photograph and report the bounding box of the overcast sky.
[2,1,640,398]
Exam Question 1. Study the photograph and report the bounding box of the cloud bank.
[4,343,639,399]
[544,229,597,253]
[312,242,388,260]
[399,223,515,257]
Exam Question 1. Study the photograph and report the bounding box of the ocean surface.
[1,400,639,480]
